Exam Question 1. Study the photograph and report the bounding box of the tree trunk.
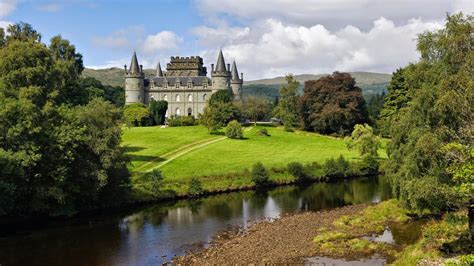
[469,198,474,241]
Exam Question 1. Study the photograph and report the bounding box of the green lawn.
[122,126,217,171]
[122,125,387,195]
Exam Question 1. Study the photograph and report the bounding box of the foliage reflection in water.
[0,176,392,265]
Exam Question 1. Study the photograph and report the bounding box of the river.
[0,176,392,265]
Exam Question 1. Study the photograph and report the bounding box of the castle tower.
[211,49,231,94]
[124,51,145,104]
[230,60,243,101]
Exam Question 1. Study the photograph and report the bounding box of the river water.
[0,176,392,266]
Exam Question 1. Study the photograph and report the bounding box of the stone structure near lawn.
[124,50,243,117]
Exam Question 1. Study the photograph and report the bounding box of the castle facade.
[124,50,243,117]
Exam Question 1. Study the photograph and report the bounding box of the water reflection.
[0,176,391,266]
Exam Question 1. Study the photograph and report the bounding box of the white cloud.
[192,25,250,47]
[0,20,12,29]
[0,0,17,18]
[141,31,183,54]
[196,17,443,80]
[194,0,471,30]
[452,0,474,14]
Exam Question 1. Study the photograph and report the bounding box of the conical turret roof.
[231,60,239,80]
[215,49,226,73]
[129,51,140,74]
[156,61,163,77]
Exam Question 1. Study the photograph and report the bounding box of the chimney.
[211,64,214,73]
[140,65,143,73]
[241,72,243,80]
[227,63,230,71]
[124,64,127,73]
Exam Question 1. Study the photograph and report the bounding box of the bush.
[251,162,270,188]
[323,155,350,179]
[168,115,196,127]
[257,128,269,136]
[142,169,164,197]
[123,103,151,126]
[359,155,380,175]
[287,162,311,183]
[226,120,243,139]
[188,177,204,196]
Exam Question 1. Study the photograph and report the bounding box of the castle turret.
[124,51,145,104]
[156,61,163,77]
[230,60,243,101]
[211,49,231,94]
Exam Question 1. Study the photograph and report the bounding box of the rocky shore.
[174,204,370,264]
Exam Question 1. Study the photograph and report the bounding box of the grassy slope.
[123,125,387,194]
[122,126,216,170]
[82,67,155,87]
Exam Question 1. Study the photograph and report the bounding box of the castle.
[124,50,243,117]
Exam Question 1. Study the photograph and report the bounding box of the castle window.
[203,83,208,89]
[187,108,192,116]
[176,94,180,102]
[203,94,207,101]
[175,107,181,116]
[187,83,192,88]
[163,94,168,101]
[188,94,192,102]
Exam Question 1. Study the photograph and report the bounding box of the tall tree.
[273,75,300,130]
[0,23,130,217]
[300,72,368,135]
[385,14,473,236]
[242,96,272,125]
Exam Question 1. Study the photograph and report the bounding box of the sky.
[0,0,472,80]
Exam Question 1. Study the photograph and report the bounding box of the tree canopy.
[384,13,473,223]
[300,72,368,135]
[272,75,300,130]
[0,23,130,217]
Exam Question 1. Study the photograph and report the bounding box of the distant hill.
[244,72,391,86]
[243,72,391,101]
[82,67,155,87]
[83,68,391,100]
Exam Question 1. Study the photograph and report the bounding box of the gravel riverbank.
[174,204,370,264]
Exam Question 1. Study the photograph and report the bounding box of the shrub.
[123,103,150,126]
[257,128,269,136]
[168,115,196,127]
[251,162,270,188]
[287,162,311,183]
[359,155,380,175]
[226,120,243,139]
[142,169,164,197]
[323,155,350,179]
[188,177,204,196]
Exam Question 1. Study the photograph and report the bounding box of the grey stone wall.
[148,84,211,117]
